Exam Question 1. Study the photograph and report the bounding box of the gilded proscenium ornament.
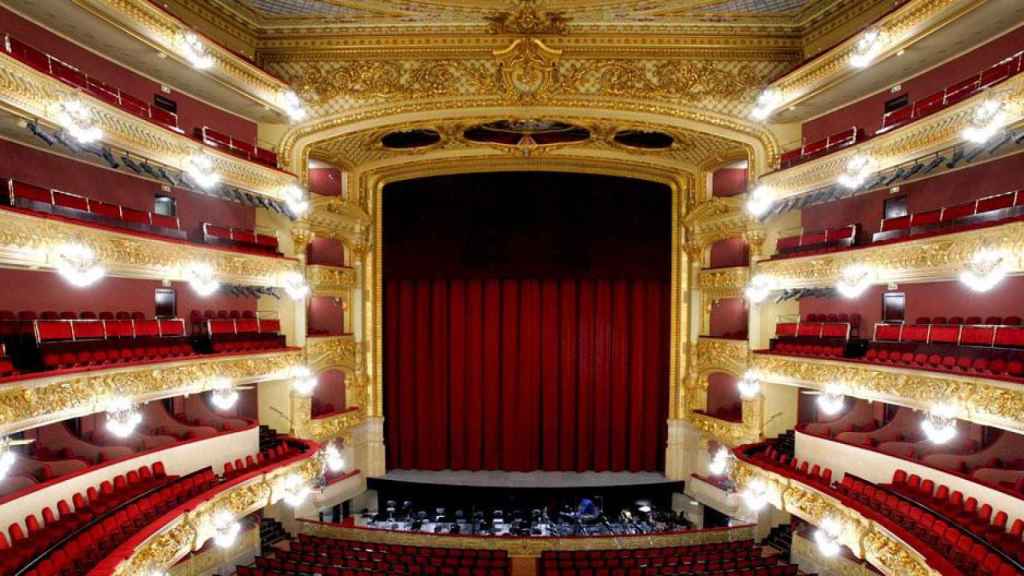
[307,265,358,297]
[301,521,753,558]
[683,196,759,251]
[0,349,303,435]
[698,266,749,301]
[108,453,322,576]
[69,0,293,115]
[688,401,761,449]
[485,0,570,36]
[792,532,879,576]
[305,196,369,247]
[758,72,1024,200]
[0,207,301,287]
[300,406,366,443]
[0,52,298,201]
[168,525,260,576]
[695,337,749,380]
[733,459,939,576]
[762,0,984,118]
[755,221,1024,289]
[306,334,361,373]
[752,352,1024,436]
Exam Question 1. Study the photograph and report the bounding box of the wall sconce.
[105,397,142,438]
[185,152,221,190]
[850,28,885,68]
[745,184,774,217]
[835,264,873,299]
[742,479,769,511]
[744,274,776,304]
[282,184,310,216]
[737,370,762,400]
[54,98,103,144]
[282,271,310,300]
[186,262,220,297]
[962,98,1007,144]
[959,249,1009,292]
[922,405,957,444]
[837,154,874,189]
[180,31,214,70]
[53,242,105,288]
[814,518,843,557]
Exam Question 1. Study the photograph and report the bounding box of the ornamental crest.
[493,38,562,102]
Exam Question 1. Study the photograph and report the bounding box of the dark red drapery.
[384,277,669,472]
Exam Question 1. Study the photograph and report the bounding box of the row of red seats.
[223,443,298,480]
[297,534,508,559]
[836,475,1019,576]
[19,469,217,576]
[240,565,504,576]
[259,551,507,573]
[774,224,856,257]
[864,346,1024,377]
[745,446,833,488]
[544,566,796,576]
[2,35,180,132]
[541,550,767,571]
[879,50,1024,134]
[288,545,507,569]
[876,190,1024,242]
[875,321,1024,348]
[7,178,182,232]
[195,126,278,169]
[779,127,863,170]
[0,462,168,574]
[770,342,845,358]
[202,222,279,254]
[1,310,146,321]
[542,541,754,563]
[36,317,192,371]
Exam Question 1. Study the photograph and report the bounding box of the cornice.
[689,405,760,448]
[109,449,322,576]
[732,459,939,576]
[695,337,749,379]
[308,264,358,296]
[758,0,986,120]
[305,197,370,247]
[761,73,1024,200]
[0,52,298,202]
[70,0,293,117]
[698,266,749,301]
[752,352,1024,436]
[305,334,360,374]
[0,207,302,287]
[297,406,367,443]
[684,196,759,250]
[754,220,1024,289]
[0,349,304,435]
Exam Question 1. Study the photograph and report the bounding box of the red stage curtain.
[384,277,669,472]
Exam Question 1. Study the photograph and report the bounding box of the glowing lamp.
[708,447,731,477]
[186,262,220,297]
[745,185,774,217]
[835,264,873,299]
[962,98,1007,144]
[837,154,874,189]
[814,518,843,557]
[210,378,239,411]
[959,249,1009,292]
[54,98,103,144]
[850,28,885,68]
[750,88,782,121]
[922,405,957,444]
[737,370,761,400]
[292,366,318,395]
[180,31,214,70]
[816,389,845,416]
[282,271,310,300]
[185,152,221,190]
[105,398,142,438]
[324,443,345,474]
[53,243,105,288]
[282,184,310,216]
[0,437,17,481]
[281,473,312,508]
[745,274,775,304]
[212,510,240,548]
[283,91,308,122]
[742,479,769,511]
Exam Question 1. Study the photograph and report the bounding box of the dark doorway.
[155,287,176,319]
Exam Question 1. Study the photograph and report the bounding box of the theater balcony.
[9,0,301,123]
[752,44,1024,211]
[0,33,299,204]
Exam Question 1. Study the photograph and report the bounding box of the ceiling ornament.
[485,0,570,35]
[493,38,563,102]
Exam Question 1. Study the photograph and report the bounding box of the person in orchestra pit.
[577,497,598,518]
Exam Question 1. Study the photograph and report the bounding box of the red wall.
[709,298,747,339]
[706,372,741,421]
[712,168,747,198]
[0,139,256,231]
[308,296,344,336]
[314,370,347,414]
[800,154,1024,241]
[0,6,257,142]
[307,237,345,267]
[709,238,749,269]
[802,25,1024,143]
[309,168,342,197]
[0,269,255,320]
[799,276,1024,333]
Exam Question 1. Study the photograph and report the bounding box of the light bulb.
[814,518,843,557]
[185,152,221,190]
[281,473,311,507]
[292,366,318,395]
[750,88,782,121]
[962,98,1007,144]
[835,264,873,299]
[105,398,142,438]
[282,184,310,216]
[837,154,874,189]
[959,249,1009,293]
[210,379,239,411]
[737,370,761,400]
[742,479,769,511]
[186,262,220,297]
[282,271,309,300]
[324,443,345,473]
[53,243,105,288]
[180,31,214,69]
[745,274,775,304]
[922,405,957,444]
[745,185,774,217]
[54,98,103,144]
[212,510,240,548]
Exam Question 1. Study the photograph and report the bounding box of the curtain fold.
[384,277,669,472]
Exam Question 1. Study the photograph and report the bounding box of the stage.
[377,469,674,489]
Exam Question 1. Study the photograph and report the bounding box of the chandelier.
[281,473,312,508]
[105,398,142,438]
[835,264,873,299]
[742,479,769,511]
[186,262,220,297]
[179,31,214,69]
[283,91,308,122]
[185,152,221,190]
[745,185,774,217]
[210,378,239,411]
[962,98,1007,144]
[282,271,310,300]
[292,366,318,395]
[212,510,240,548]
[708,447,731,476]
[814,518,843,557]
[921,405,957,444]
[816,388,845,416]
[323,443,346,474]
[850,28,885,68]
[837,154,874,189]
[750,88,782,121]
[744,274,775,304]
[54,98,103,144]
[0,437,18,481]
[282,184,310,216]
[959,249,1009,292]
[737,370,761,400]
[53,243,105,288]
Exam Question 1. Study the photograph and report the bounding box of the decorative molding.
[755,220,1024,289]
[698,266,749,301]
[791,531,880,576]
[758,72,1024,200]
[689,401,761,448]
[485,0,569,36]
[760,0,986,120]
[167,526,260,576]
[752,352,1024,436]
[304,196,369,247]
[300,521,754,557]
[695,337,749,379]
[70,0,292,116]
[305,335,360,373]
[308,265,358,296]
[684,196,759,251]
[0,349,304,435]
[299,407,366,443]
[109,452,322,576]
[732,459,940,576]
[0,52,298,201]
[0,207,301,287]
